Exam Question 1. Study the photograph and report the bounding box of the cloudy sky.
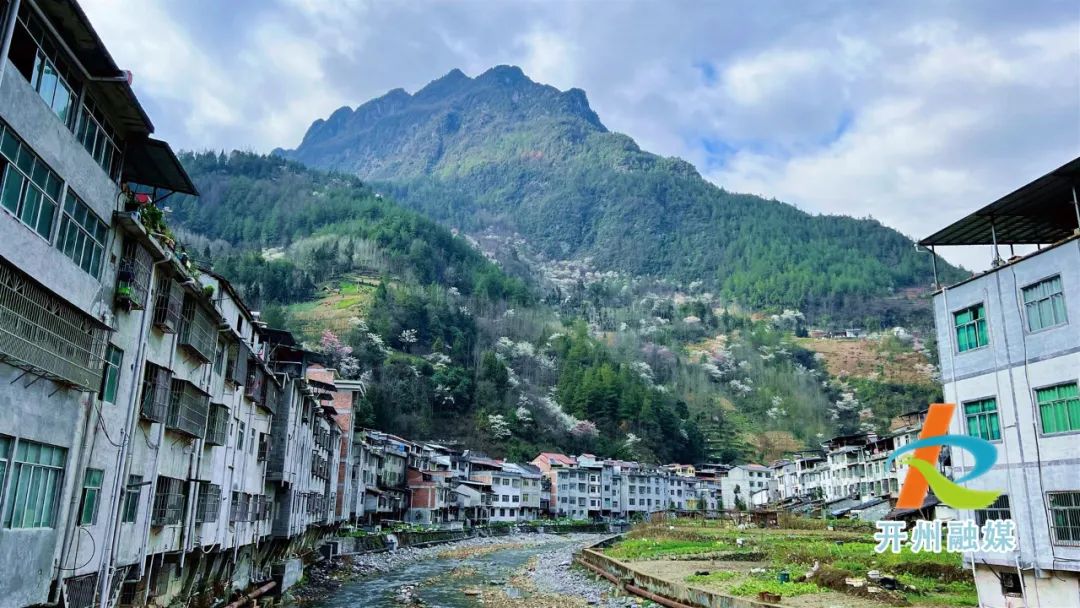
[82,0,1079,269]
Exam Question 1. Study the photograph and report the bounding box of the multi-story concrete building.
[503,462,542,521]
[920,157,1080,607]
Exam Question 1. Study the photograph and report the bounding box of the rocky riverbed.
[287,533,634,606]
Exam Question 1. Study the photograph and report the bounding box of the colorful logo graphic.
[887,403,1003,510]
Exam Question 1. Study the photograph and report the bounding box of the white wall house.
[922,158,1080,608]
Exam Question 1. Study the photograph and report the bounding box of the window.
[0,120,61,239]
[1037,382,1080,434]
[0,436,10,496]
[237,423,245,451]
[954,303,989,352]
[121,475,142,523]
[151,476,186,526]
[974,495,1011,527]
[11,6,79,127]
[74,96,121,179]
[1048,492,1080,546]
[964,398,1000,441]
[196,484,221,523]
[1023,276,1067,332]
[99,345,123,403]
[1000,572,1022,596]
[56,191,107,277]
[3,439,66,528]
[78,468,104,525]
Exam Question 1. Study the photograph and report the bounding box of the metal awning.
[920,157,1080,246]
[122,138,198,195]
[35,0,154,136]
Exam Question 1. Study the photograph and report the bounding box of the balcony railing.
[140,363,171,422]
[166,379,209,439]
[179,297,216,363]
[204,404,229,446]
[0,260,106,391]
[116,240,153,311]
[152,277,183,333]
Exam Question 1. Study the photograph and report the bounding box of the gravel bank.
[521,542,649,608]
[289,533,603,604]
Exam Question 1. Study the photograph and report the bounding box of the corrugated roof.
[920,157,1080,246]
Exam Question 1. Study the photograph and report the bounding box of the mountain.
[277,65,964,326]
[170,152,941,466]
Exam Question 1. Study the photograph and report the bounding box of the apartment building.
[502,462,542,521]
[0,0,215,603]
[920,157,1080,607]
[719,464,771,510]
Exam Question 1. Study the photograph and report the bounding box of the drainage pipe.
[223,581,276,608]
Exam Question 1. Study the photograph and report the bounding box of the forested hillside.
[171,152,941,466]
[278,65,966,326]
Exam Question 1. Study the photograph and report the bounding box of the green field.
[605,519,977,607]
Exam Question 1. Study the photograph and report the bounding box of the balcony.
[152,277,183,333]
[116,240,153,311]
[166,379,209,439]
[225,341,248,386]
[263,379,280,415]
[245,362,266,406]
[0,259,106,391]
[179,297,216,363]
[140,363,171,422]
[204,404,229,446]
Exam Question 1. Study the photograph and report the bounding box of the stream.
[297,535,617,608]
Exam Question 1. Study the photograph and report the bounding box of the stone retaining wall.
[575,538,783,608]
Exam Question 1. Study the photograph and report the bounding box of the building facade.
[921,158,1080,608]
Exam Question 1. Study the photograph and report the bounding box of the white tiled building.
[921,158,1080,608]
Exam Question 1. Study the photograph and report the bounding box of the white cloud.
[75,0,1079,272]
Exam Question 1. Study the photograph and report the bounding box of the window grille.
[0,258,106,390]
[204,404,229,446]
[179,297,216,363]
[62,573,98,608]
[116,239,152,310]
[139,363,171,423]
[166,379,209,439]
[230,491,242,523]
[974,494,1011,526]
[195,483,220,523]
[152,277,183,333]
[150,476,185,526]
[1049,491,1080,546]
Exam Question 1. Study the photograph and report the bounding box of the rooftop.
[920,156,1080,247]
